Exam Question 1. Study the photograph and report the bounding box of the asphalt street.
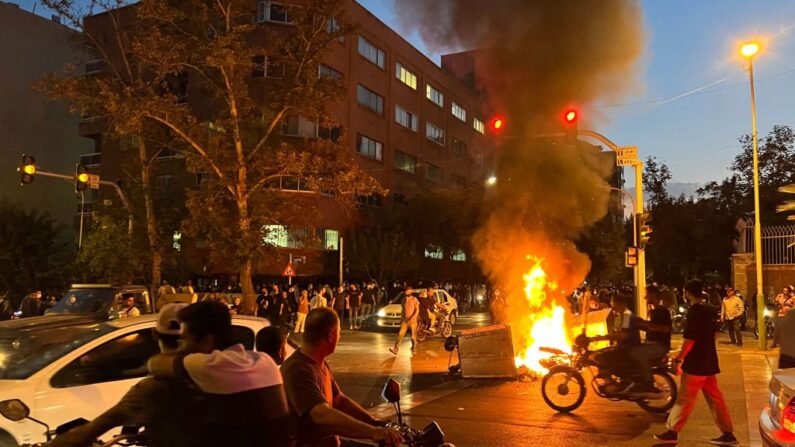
[289,312,774,447]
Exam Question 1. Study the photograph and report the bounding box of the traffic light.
[18,155,36,185]
[488,115,506,135]
[636,212,652,248]
[626,246,638,267]
[562,107,579,147]
[75,164,89,192]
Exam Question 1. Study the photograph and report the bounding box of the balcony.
[79,153,101,167]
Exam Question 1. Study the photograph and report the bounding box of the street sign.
[88,174,100,190]
[282,263,296,277]
[292,256,306,264]
[616,146,638,167]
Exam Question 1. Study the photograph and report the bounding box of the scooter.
[416,309,453,342]
[376,379,454,447]
[753,305,776,340]
[0,399,145,447]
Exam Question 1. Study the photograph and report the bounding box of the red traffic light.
[489,115,506,134]
[563,109,578,124]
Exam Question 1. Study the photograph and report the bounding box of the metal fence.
[738,223,795,265]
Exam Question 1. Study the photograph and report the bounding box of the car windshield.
[0,323,116,380]
[48,288,117,315]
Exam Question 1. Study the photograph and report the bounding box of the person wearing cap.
[48,303,197,447]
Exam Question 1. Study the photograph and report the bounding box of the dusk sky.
[18,0,795,187]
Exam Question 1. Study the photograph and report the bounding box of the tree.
[577,215,627,283]
[76,213,147,284]
[643,156,672,207]
[0,199,74,301]
[130,0,380,311]
[346,229,421,285]
[40,0,177,297]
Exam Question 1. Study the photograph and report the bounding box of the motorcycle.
[539,334,678,414]
[753,305,776,340]
[670,303,688,334]
[0,399,145,447]
[416,309,453,342]
[374,378,454,447]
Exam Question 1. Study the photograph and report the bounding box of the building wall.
[0,2,91,228]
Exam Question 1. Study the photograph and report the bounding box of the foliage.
[346,229,420,285]
[0,199,74,300]
[577,215,627,283]
[76,213,147,284]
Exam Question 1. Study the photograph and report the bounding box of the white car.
[760,367,795,447]
[0,314,277,446]
[366,288,458,330]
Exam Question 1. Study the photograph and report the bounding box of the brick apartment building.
[77,0,498,284]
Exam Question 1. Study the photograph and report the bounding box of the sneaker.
[653,430,678,444]
[626,382,663,398]
[710,433,738,445]
[389,347,398,356]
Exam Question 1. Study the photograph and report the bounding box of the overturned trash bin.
[457,324,516,379]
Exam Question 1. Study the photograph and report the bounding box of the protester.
[655,279,737,446]
[257,326,288,365]
[295,290,310,334]
[389,287,419,356]
[349,284,363,330]
[0,294,13,321]
[776,285,795,317]
[17,290,43,318]
[362,281,377,318]
[310,288,328,310]
[229,296,244,315]
[257,286,270,318]
[490,288,506,325]
[773,307,795,369]
[157,280,176,298]
[281,308,401,447]
[331,285,348,328]
[720,287,744,346]
[632,286,672,395]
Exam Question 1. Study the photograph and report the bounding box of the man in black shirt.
[281,308,401,446]
[630,286,672,395]
[655,280,737,446]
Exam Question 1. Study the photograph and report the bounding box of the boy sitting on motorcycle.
[418,290,443,330]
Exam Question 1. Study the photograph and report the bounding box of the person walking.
[490,288,507,325]
[361,281,376,318]
[331,285,348,329]
[720,287,744,346]
[773,307,795,369]
[389,287,419,356]
[295,290,309,334]
[310,288,328,310]
[655,279,738,446]
[348,284,363,330]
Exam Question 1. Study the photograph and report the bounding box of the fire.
[513,259,572,374]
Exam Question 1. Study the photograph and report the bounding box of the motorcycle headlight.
[678,306,686,312]
[377,309,386,317]
[763,308,774,318]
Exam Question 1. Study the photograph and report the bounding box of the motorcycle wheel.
[671,317,685,334]
[441,322,453,338]
[767,322,775,339]
[636,371,677,414]
[541,366,586,413]
[416,323,429,342]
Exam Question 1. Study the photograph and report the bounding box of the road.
[290,312,766,447]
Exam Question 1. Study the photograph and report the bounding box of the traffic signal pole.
[31,169,133,235]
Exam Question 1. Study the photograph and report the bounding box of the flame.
[513,259,572,374]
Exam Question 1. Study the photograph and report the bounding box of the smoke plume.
[393,1,645,345]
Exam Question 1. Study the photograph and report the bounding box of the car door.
[33,327,159,436]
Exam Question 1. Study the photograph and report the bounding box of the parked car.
[759,367,795,447]
[0,314,277,446]
[363,288,458,331]
[46,284,153,321]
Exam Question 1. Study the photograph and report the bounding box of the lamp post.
[740,41,767,350]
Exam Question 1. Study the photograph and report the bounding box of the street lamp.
[740,40,766,350]
[486,175,497,186]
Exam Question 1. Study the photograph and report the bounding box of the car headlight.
[377,309,386,317]
[764,308,774,318]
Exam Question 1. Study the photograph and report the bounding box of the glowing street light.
[740,41,760,58]
[486,175,497,186]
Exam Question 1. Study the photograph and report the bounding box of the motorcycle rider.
[630,286,672,396]
[47,303,195,447]
[418,289,443,331]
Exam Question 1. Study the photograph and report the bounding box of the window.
[51,329,160,388]
[394,151,417,174]
[424,245,444,260]
[357,36,385,69]
[356,194,383,207]
[395,63,417,90]
[262,225,288,247]
[252,55,266,78]
[473,117,485,134]
[356,134,382,160]
[452,102,467,122]
[265,57,285,78]
[395,105,418,132]
[451,174,467,188]
[426,84,444,107]
[451,249,467,262]
[319,64,342,80]
[326,17,340,34]
[426,122,445,146]
[165,71,188,104]
[318,125,342,142]
[324,229,340,250]
[425,163,442,183]
[257,1,291,23]
[357,85,383,114]
[280,115,317,138]
[451,138,467,156]
[84,59,103,74]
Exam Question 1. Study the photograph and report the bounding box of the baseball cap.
[156,303,187,335]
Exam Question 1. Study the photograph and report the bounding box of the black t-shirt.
[281,349,341,447]
[362,288,376,305]
[349,291,362,308]
[613,310,641,348]
[682,303,720,376]
[332,292,347,310]
[646,307,672,351]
